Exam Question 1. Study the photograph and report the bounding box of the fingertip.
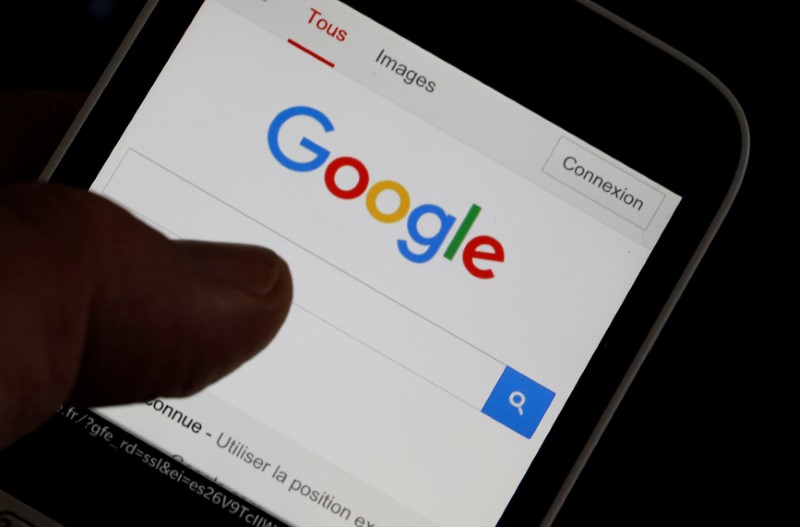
[166,241,294,394]
[177,240,292,299]
[71,236,294,406]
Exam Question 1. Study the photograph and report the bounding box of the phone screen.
[79,1,680,525]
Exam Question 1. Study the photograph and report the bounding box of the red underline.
[287,39,335,68]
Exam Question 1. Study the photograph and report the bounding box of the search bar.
[103,149,554,438]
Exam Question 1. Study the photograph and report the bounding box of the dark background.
[555,2,777,524]
[0,1,776,524]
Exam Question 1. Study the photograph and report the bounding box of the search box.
[543,137,664,229]
[103,149,553,438]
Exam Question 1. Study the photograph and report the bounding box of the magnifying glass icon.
[509,391,526,415]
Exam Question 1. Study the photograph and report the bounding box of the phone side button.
[0,490,63,527]
[0,512,33,527]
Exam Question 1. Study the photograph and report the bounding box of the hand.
[0,91,293,450]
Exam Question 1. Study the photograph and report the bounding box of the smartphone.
[0,1,747,525]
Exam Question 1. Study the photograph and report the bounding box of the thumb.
[0,182,292,449]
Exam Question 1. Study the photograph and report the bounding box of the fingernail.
[177,240,286,296]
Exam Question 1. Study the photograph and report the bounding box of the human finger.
[0,183,292,449]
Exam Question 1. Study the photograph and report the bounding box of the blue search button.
[481,366,555,438]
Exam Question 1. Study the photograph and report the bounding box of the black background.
[554,2,777,524]
[0,1,777,524]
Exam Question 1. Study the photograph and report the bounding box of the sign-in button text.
[543,137,664,229]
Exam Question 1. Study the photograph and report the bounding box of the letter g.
[268,106,333,172]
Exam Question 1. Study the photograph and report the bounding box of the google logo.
[267,106,505,279]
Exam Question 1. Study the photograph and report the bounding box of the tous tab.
[307,7,347,42]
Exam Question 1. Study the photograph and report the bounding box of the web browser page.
[90,1,680,525]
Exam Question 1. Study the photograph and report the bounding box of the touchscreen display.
[87,1,680,525]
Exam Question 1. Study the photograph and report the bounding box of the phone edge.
[37,0,161,184]
[539,1,750,525]
[31,1,752,524]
